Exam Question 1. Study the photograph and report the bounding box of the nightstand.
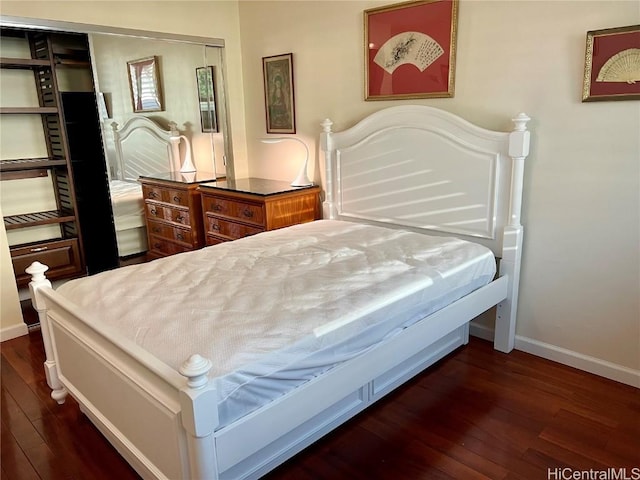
[139,172,217,259]
[198,177,321,245]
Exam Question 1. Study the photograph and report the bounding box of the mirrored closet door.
[0,16,232,280]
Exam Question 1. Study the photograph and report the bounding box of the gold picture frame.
[127,56,163,112]
[364,0,459,100]
[263,53,296,134]
[582,25,640,102]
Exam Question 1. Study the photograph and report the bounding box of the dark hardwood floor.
[1,329,638,480]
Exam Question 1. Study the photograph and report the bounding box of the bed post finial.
[179,354,219,479]
[179,354,212,389]
[512,112,530,132]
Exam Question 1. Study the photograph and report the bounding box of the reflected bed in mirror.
[110,117,179,257]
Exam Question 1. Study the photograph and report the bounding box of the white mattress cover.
[56,220,496,427]
[109,180,145,231]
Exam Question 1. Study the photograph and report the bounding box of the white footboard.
[27,262,218,480]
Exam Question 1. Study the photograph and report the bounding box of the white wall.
[239,1,640,384]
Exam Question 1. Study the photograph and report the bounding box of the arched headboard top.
[320,105,531,257]
[111,117,180,181]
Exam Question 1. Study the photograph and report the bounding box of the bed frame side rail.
[214,275,509,479]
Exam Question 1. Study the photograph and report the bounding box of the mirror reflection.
[1,20,232,283]
[89,33,228,261]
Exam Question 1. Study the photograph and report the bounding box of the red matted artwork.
[582,24,640,102]
[364,0,459,100]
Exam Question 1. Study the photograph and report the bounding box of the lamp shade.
[260,136,312,187]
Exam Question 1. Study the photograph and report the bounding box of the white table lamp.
[260,136,312,187]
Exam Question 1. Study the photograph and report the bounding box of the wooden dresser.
[198,178,321,245]
[139,172,217,259]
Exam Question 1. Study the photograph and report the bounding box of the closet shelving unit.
[0,27,86,286]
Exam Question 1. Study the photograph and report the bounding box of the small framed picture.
[364,0,459,100]
[263,53,296,134]
[127,56,163,112]
[582,24,640,102]
[196,66,218,132]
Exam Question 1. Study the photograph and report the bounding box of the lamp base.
[291,180,313,187]
[291,162,312,187]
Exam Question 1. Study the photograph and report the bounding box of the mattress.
[56,220,496,428]
[109,180,145,231]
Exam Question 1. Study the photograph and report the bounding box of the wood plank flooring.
[1,330,638,479]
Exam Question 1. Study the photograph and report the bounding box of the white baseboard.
[1,322,29,342]
[469,322,640,388]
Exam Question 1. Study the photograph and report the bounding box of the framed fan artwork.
[582,24,640,102]
[364,0,459,100]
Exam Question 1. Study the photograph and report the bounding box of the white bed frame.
[111,116,180,181]
[110,117,180,256]
[28,106,530,480]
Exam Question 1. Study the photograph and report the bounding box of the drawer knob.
[150,208,158,216]
[148,191,158,199]
[153,226,161,233]
[211,224,220,231]
[213,204,222,212]
[243,209,254,218]
[176,233,184,241]
[173,195,182,203]
[176,215,185,223]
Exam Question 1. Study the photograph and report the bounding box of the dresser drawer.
[205,215,264,240]
[148,236,192,256]
[146,203,191,227]
[142,185,189,207]
[11,238,82,286]
[202,196,265,227]
[147,220,193,245]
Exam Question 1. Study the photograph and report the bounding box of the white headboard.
[111,117,180,181]
[320,105,530,257]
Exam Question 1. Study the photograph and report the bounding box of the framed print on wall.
[582,24,640,102]
[263,53,296,134]
[196,66,218,132]
[127,56,163,112]
[364,0,459,100]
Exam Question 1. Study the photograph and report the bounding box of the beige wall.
[239,1,640,382]
[0,209,27,340]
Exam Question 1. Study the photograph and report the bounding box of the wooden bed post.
[320,118,336,219]
[179,354,219,480]
[495,113,530,353]
[26,262,68,404]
